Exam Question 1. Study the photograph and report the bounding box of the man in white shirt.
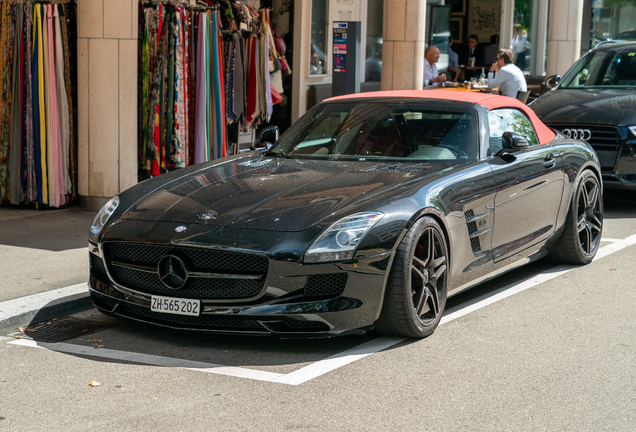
[423,46,446,87]
[488,48,527,98]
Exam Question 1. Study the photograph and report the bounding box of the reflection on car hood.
[531,88,636,126]
[121,157,456,231]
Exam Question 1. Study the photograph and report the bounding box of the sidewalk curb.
[0,284,93,333]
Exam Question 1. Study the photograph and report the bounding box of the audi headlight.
[628,126,636,138]
[304,212,384,263]
[89,196,119,244]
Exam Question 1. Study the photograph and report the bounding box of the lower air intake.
[304,273,348,297]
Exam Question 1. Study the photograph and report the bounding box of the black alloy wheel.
[375,216,448,338]
[576,174,603,256]
[411,226,447,326]
[549,170,603,264]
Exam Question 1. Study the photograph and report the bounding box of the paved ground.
[0,191,635,431]
[0,205,94,302]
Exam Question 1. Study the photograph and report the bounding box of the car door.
[487,108,564,262]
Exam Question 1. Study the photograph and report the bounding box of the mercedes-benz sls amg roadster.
[88,90,603,338]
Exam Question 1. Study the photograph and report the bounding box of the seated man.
[459,34,485,79]
[423,46,447,87]
[487,48,527,98]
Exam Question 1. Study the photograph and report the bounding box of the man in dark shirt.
[459,34,485,79]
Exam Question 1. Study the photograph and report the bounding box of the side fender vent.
[464,210,482,253]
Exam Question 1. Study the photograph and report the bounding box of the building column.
[546,0,584,77]
[380,0,426,90]
[77,0,138,210]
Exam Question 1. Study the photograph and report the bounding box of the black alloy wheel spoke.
[431,255,446,268]
[582,225,592,254]
[430,264,447,285]
[412,264,425,282]
[588,215,602,233]
[586,184,599,213]
[426,229,435,266]
[577,214,587,233]
[413,287,428,317]
[413,255,428,270]
[581,184,590,210]
[426,286,439,317]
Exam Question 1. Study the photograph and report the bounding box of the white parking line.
[6,234,636,385]
[270,336,406,385]
[0,283,89,323]
[442,233,636,325]
[9,338,284,382]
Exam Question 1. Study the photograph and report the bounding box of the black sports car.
[88,90,603,339]
[530,42,636,189]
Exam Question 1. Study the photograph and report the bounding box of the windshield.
[268,101,478,161]
[560,49,636,89]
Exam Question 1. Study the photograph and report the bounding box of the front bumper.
[601,173,636,190]
[88,225,395,338]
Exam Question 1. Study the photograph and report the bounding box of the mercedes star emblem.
[157,255,189,289]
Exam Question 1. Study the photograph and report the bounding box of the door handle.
[543,153,556,169]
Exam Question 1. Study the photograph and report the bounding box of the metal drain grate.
[18,317,116,343]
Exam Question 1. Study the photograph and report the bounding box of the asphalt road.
[0,191,635,431]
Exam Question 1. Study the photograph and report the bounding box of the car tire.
[549,169,603,264]
[375,216,448,338]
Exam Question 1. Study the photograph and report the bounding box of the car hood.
[121,156,458,232]
[531,88,636,126]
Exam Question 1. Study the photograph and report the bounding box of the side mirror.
[545,74,561,89]
[258,126,280,148]
[503,131,529,150]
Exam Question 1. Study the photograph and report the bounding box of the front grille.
[104,243,268,300]
[109,265,263,299]
[304,273,347,297]
[108,243,268,273]
[90,253,107,277]
[548,124,622,171]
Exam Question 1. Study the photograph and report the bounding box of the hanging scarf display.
[0,1,77,208]
[138,0,284,181]
[194,10,209,164]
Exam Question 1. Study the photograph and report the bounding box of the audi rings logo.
[157,255,189,289]
[561,129,592,141]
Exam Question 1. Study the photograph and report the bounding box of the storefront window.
[591,0,636,48]
[365,0,383,82]
[310,0,328,75]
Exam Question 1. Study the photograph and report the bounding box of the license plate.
[150,296,200,316]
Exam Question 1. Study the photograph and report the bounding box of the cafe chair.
[516,90,531,104]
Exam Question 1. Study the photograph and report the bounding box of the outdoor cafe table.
[427,85,498,93]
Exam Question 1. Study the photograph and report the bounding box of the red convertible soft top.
[326,90,556,145]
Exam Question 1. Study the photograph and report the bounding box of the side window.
[487,108,539,155]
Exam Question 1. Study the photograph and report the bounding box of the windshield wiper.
[264,149,293,159]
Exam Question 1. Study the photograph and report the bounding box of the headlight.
[628,126,636,138]
[303,212,384,263]
[89,196,119,244]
